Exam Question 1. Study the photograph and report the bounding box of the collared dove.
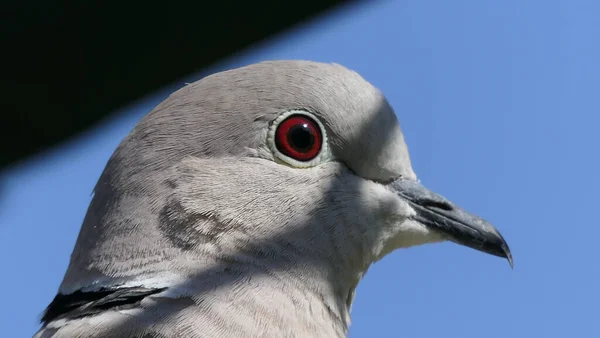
[35,60,512,338]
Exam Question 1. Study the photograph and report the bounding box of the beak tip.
[504,246,514,269]
[506,252,514,269]
[496,230,513,269]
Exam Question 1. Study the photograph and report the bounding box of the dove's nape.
[35,60,511,338]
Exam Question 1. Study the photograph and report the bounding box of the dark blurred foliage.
[1,0,358,171]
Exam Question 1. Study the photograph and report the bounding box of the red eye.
[275,114,323,161]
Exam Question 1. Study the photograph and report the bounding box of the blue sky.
[2,1,599,337]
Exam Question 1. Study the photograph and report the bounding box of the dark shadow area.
[1,0,361,171]
[38,97,398,336]
[0,179,4,219]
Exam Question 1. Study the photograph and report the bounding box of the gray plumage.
[35,60,511,338]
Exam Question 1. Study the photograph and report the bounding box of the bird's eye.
[276,115,321,161]
[268,110,329,168]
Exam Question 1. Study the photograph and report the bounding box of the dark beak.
[389,179,513,268]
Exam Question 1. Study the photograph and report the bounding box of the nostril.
[419,199,453,211]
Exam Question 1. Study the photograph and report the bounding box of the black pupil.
[287,123,314,152]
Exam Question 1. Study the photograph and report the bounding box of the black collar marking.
[41,286,167,324]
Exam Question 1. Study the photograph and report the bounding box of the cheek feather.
[357,181,445,260]
[361,180,415,220]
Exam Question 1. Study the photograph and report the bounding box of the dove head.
[57,61,510,330]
